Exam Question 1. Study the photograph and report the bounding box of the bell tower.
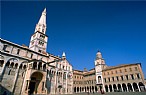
[29,8,48,53]
[94,50,106,91]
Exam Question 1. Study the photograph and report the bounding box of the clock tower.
[94,50,106,91]
[29,8,48,54]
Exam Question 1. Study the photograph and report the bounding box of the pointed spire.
[38,8,46,26]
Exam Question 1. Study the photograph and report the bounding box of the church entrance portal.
[28,72,43,94]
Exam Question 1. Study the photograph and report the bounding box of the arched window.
[19,64,22,69]
[15,63,18,69]
[38,62,42,70]
[6,61,10,67]
[0,60,4,67]
[33,62,37,69]
[43,64,46,71]
[23,65,27,69]
[10,62,14,68]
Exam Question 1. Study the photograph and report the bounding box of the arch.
[80,87,82,92]
[38,62,42,70]
[113,84,117,92]
[105,85,108,92]
[82,87,84,92]
[127,83,133,92]
[77,87,79,92]
[98,76,102,83]
[33,62,37,69]
[19,64,23,69]
[43,64,46,71]
[15,63,18,69]
[10,62,14,68]
[28,72,44,94]
[7,58,19,62]
[117,84,122,92]
[109,85,112,92]
[0,60,4,67]
[122,83,127,92]
[23,65,27,69]
[139,82,145,91]
[133,82,139,92]
[74,87,76,93]
[87,86,89,92]
[92,86,94,92]
[6,61,10,67]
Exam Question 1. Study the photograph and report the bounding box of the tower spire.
[35,8,47,34]
[29,8,48,53]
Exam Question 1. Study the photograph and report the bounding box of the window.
[107,72,109,75]
[40,34,45,39]
[126,75,128,80]
[120,69,122,73]
[129,68,132,71]
[121,76,124,81]
[3,45,9,52]
[135,67,138,71]
[115,70,117,74]
[125,69,127,72]
[31,54,33,58]
[111,71,113,74]
[112,77,114,81]
[38,50,41,53]
[116,76,119,81]
[17,49,20,55]
[137,73,140,79]
[131,74,134,80]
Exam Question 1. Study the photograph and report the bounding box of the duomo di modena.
[0,8,145,95]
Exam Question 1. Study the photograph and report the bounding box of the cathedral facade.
[0,8,73,95]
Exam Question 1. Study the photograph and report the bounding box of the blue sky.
[1,1,146,77]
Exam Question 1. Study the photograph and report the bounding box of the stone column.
[131,84,134,92]
[121,84,123,92]
[126,84,129,92]
[137,83,140,92]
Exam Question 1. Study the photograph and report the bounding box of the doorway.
[28,81,36,94]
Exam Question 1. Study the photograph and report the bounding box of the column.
[137,83,140,92]
[126,84,129,92]
[108,87,110,92]
[121,84,123,92]
[131,84,134,92]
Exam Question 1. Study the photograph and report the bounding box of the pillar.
[137,83,140,92]
[131,84,134,92]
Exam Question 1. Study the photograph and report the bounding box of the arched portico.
[117,84,122,92]
[139,82,145,91]
[113,84,117,92]
[105,85,108,92]
[109,85,112,92]
[122,83,127,92]
[127,83,133,92]
[133,83,139,92]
